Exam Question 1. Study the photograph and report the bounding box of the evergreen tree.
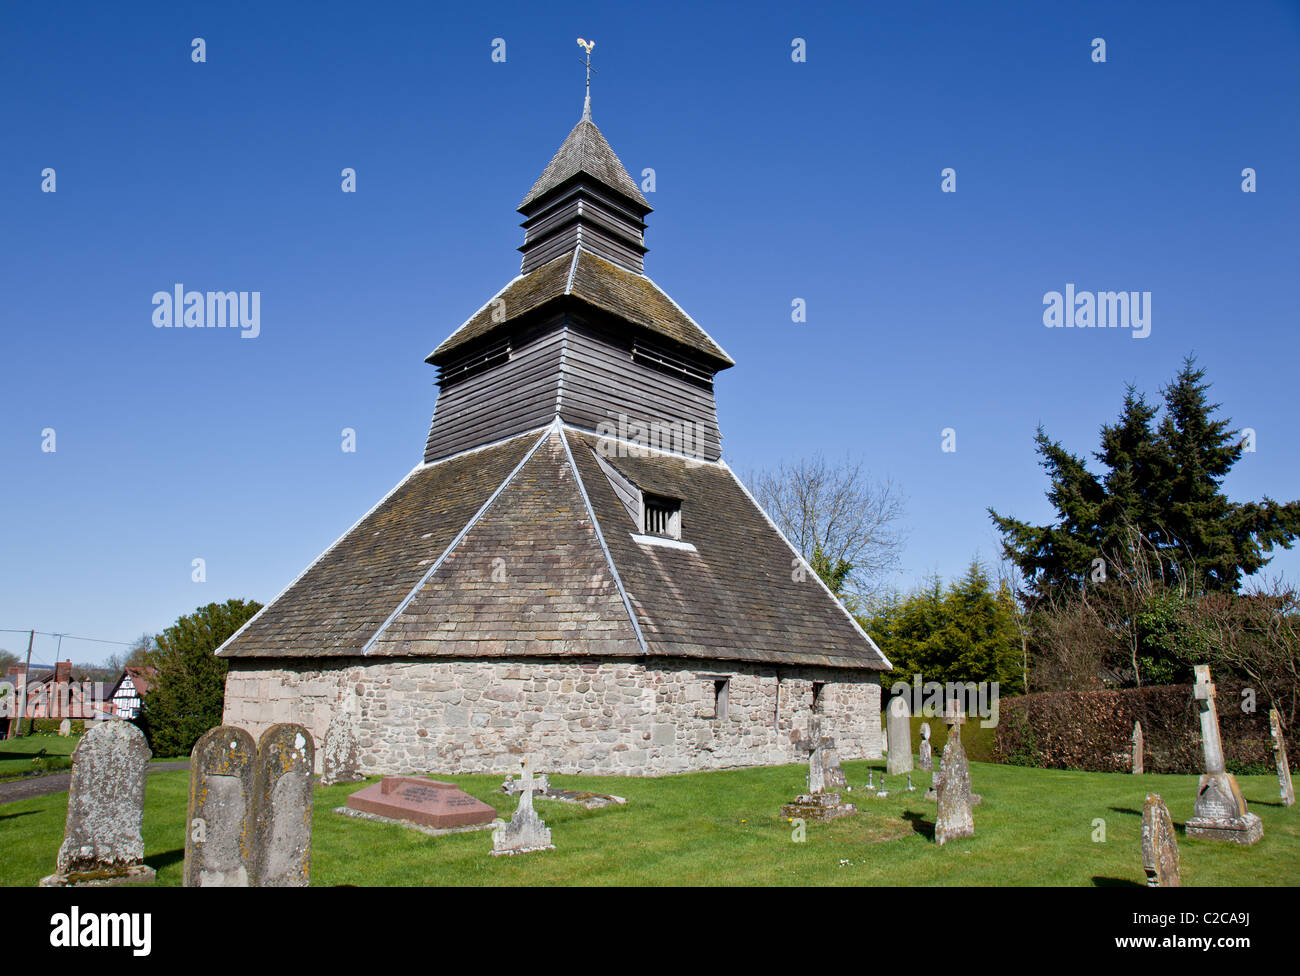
[138,599,261,756]
[991,357,1300,598]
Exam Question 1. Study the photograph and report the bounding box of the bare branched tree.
[748,454,905,601]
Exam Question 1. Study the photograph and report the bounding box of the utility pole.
[15,629,33,739]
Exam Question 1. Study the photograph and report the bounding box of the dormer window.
[642,493,681,540]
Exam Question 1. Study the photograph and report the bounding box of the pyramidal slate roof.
[428,249,733,368]
[520,116,650,211]
[219,422,889,671]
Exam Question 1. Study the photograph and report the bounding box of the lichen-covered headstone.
[934,709,974,847]
[40,721,155,886]
[918,722,933,771]
[58,718,71,737]
[184,726,256,887]
[492,759,554,855]
[1131,720,1144,775]
[320,712,363,787]
[1141,793,1180,887]
[820,735,848,793]
[1270,709,1295,807]
[886,696,913,775]
[253,723,315,886]
[1185,666,1262,844]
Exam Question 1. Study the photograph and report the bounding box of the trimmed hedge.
[994,684,1295,775]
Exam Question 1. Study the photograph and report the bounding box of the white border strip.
[630,533,697,552]
[559,426,650,656]
[720,460,892,670]
[360,424,556,655]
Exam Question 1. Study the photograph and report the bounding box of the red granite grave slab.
[345,777,497,828]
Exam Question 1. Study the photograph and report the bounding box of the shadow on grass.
[901,810,934,840]
[1108,807,1143,817]
[1092,876,1143,888]
[0,810,39,822]
[145,848,184,871]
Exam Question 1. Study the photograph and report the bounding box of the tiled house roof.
[429,249,733,369]
[219,424,888,671]
[520,117,650,210]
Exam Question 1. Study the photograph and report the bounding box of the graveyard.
[2,756,1295,886]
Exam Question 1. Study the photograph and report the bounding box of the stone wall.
[223,657,883,776]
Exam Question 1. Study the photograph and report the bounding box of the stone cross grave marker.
[253,723,315,885]
[1270,709,1295,807]
[1141,793,1180,887]
[1131,720,1144,775]
[886,695,913,775]
[41,722,155,886]
[185,726,256,887]
[918,722,933,771]
[934,706,974,847]
[1185,665,1262,844]
[492,758,555,855]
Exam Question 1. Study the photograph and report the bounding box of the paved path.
[0,761,189,805]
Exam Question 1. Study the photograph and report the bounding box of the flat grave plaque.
[345,776,497,829]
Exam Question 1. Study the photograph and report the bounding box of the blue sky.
[2,1,1297,665]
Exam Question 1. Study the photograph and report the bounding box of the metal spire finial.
[577,38,595,120]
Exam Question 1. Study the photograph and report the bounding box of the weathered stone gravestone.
[1131,721,1144,775]
[917,722,933,771]
[492,759,555,855]
[253,723,315,885]
[781,724,856,822]
[320,712,364,787]
[933,708,974,847]
[58,718,71,737]
[502,769,551,796]
[185,726,256,887]
[1141,793,1180,887]
[886,696,913,775]
[1270,709,1295,807]
[1185,666,1262,844]
[41,721,155,886]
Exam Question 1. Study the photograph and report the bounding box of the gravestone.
[918,723,933,771]
[184,726,257,887]
[1131,721,1144,775]
[58,718,71,737]
[492,759,555,855]
[253,723,315,886]
[780,724,856,822]
[1270,709,1295,807]
[886,696,913,775]
[933,707,974,847]
[320,712,364,787]
[40,722,155,886]
[502,770,551,796]
[1184,666,1262,844]
[348,777,497,828]
[1141,793,1180,887]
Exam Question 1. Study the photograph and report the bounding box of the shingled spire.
[517,108,652,274]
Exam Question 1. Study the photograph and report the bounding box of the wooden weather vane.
[577,37,596,118]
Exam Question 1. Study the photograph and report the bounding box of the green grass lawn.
[1,760,1295,886]
[0,732,80,778]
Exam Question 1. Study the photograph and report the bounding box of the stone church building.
[218,96,890,775]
